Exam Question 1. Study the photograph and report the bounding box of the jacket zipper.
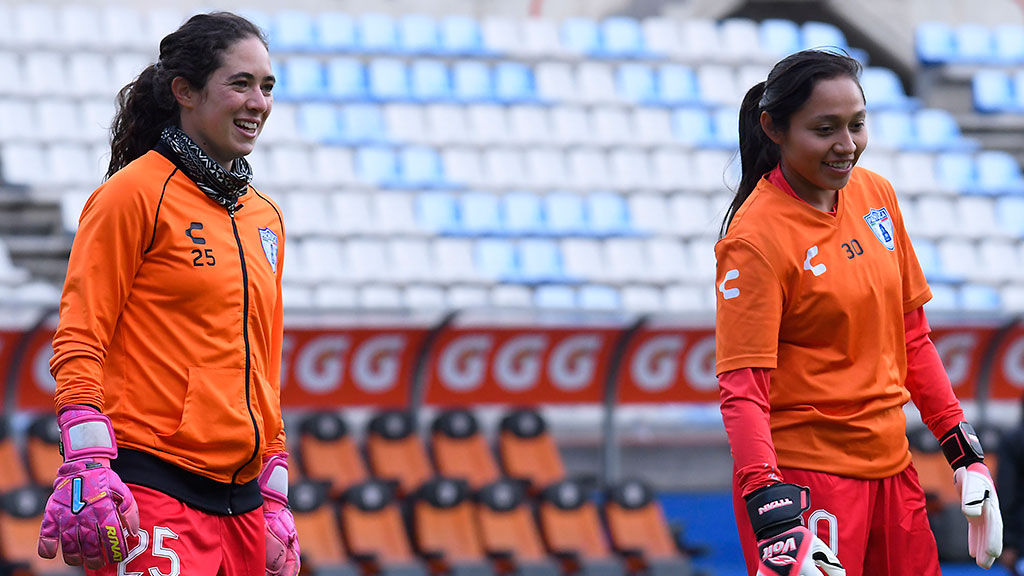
[228,206,261,514]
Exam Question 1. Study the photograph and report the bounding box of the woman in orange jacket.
[38,12,298,576]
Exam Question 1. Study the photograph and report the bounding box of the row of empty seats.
[917,21,1024,66]
[972,67,1024,113]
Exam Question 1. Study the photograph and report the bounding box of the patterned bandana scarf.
[160,126,253,212]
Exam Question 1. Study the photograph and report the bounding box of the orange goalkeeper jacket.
[50,144,285,514]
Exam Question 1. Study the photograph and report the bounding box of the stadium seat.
[430,409,501,491]
[356,146,399,186]
[633,108,674,146]
[452,60,493,102]
[484,148,528,189]
[641,18,682,59]
[279,57,325,100]
[274,10,318,52]
[410,60,452,101]
[296,103,342,143]
[440,16,484,55]
[366,410,434,496]
[974,150,1024,194]
[672,107,715,148]
[678,19,722,62]
[602,17,645,58]
[524,148,569,189]
[604,479,694,576]
[494,62,536,103]
[498,409,565,493]
[871,110,915,150]
[518,239,565,283]
[391,239,436,283]
[475,238,518,281]
[760,18,801,58]
[972,68,1014,113]
[577,62,618,104]
[298,412,369,499]
[326,58,368,101]
[359,13,399,52]
[480,16,520,55]
[385,104,429,144]
[289,480,360,576]
[617,63,657,104]
[996,195,1024,236]
[916,21,956,65]
[800,21,848,51]
[399,14,440,54]
[369,59,411,101]
[657,64,700,105]
[562,18,602,55]
[587,192,633,237]
[400,146,445,188]
[544,193,588,236]
[696,64,739,106]
[341,480,430,576]
[417,191,460,234]
[592,107,632,146]
[993,24,1024,64]
[537,479,627,576]
[914,108,977,152]
[953,23,995,64]
[605,238,652,284]
[0,485,79,575]
[502,192,545,236]
[476,479,561,576]
[468,105,512,145]
[562,239,608,282]
[861,66,917,110]
[412,477,496,576]
[535,62,577,103]
[718,18,762,63]
[317,12,357,52]
[934,152,977,194]
[577,284,621,310]
[535,284,578,309]
[26,413,61,486]
[960,283,1001,311]
[520,19,564,57]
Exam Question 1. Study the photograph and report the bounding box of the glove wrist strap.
[745,482,810,540]
[58,405,117,462]
[940,422,984,470]
[259,453,289,506]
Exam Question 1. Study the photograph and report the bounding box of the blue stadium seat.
[368,59,410,100]
[914,108,977,152]
[617,63,657,104]
[587,192,631,236]
[657,65,699,105]
[359,13,398,52]
[340,104,387,144]
[356,146,399,186]
[760,18,801,58]
[953,24,995,64]
[861,67,917,110]
[460,192,503,235]
[562,18,602,55]
[710,106,739,149]
[518,239,564,283]
[926,283,958,311]
[959,283,1001,311]
[273,10,317,52]
[993,24,1024,64]
[279,57,325,100]
[440,15,483,55]
[601,17,644,58]
[398,14,439,54]
[410,60,451,101]
[975,150,1024,195]
[545,193,587,235]
[535,285,577,308]
[400,146,444,188]
[916,21,955,65]
[935,152,977,193]
[494,62,536,103]
[672,107,715,148]
[417,191,459,233]
[452,60,493,102]
[996,196,1024,236]
[972,69,1014,113]
[326,58,367,100]
[800,21,848,51]
[502,192,545,235]
[317,12,357,52]
[577,284,620,310]
[912,238,946,281]
[296,103,342,142]
[871,110,915,150]
[475,239,517,279]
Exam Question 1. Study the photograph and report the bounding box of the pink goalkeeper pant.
[87,484,265,576]
[732,463,942,576]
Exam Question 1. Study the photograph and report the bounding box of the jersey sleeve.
[49,181,150,413]
[715,237,784,374]
[887,185,931,312]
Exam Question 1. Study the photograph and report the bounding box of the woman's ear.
[170,77,195,110]
[760,111,783,146]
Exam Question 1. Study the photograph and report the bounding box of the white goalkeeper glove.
[746,483,846,576]
[941,422,1003,569]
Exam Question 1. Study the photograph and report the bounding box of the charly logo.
[259,227,278,272]
[804,245,826,276]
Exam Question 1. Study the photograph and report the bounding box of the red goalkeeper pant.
[733,463,941,576]
[87,484,265,576]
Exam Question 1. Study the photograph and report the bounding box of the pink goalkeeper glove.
[260,453,300,576]
[37,405,139,569]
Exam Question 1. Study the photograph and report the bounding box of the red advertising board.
[929,325,1002,400]
[615,326,719,404]
[423,326,623,406]
[985,324,1024,400]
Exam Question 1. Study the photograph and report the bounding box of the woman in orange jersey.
[715,49,1002,576]
[39,12,298,576]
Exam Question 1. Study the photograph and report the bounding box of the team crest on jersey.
[259,228,278,272]
[863,208,895,251]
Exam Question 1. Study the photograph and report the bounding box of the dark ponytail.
[720,49,863,237]
[106,12,267,178]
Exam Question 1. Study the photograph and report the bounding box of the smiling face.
[174,35,274,171]
[762,75,867,209]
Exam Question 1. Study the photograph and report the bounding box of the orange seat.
[26,414,62,486]
[340,480,429,576]
[431,409,500,491]
[366,411,433,497]
[537,480,625,576]
[603,479,693,576]
[411,477,494,575]
[0,485,79,575]
[476,479,560,576]
[0,417,29,495]
[289,480,359,576]
[297,412,368,498]
[497,409,564,493]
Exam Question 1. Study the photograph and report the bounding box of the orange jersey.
[50,148,286,487]
[715,167,931,479]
